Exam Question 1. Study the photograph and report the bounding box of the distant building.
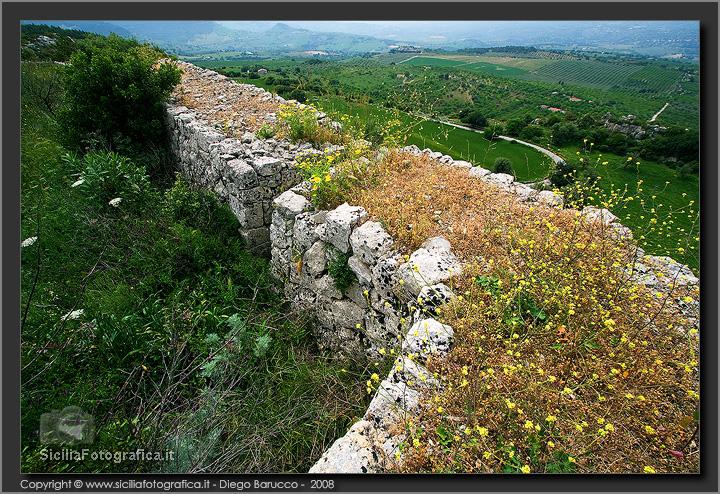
[257,68,268,75]
[541,104,566,113]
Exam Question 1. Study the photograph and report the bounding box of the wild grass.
[348,152,699,473]
[20,67,370,473]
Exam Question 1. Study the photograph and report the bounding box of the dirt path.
[649,102,670,122]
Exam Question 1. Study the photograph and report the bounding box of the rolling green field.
[199,55,699,269]
[402,55,530,78]
[314,95,553,180]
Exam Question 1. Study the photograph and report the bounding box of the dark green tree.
[550,122,580,147]
[459,109,487,129]
[62,34,181,153]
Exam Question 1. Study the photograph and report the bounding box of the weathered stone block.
[320,203,368,253]
[349,221,394,264]
[396,237,462,297]
[402,318,454,361]
[273,190,312,219]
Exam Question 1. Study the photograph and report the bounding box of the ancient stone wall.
[164,62,699,474]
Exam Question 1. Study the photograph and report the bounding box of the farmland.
[194,51,699,268]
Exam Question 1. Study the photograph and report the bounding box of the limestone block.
[293,212,320,252]
[511,183,540,202]
[371,253,402,299]
[484,172,515,187]
[396,237,462,297]
[303,241,328,278]
[364,379,421,429]
[402,318,455,361]
[225,159,258,189]
[582,206,619,225]
[320,203,368,253]
[273,190,312,220]
[349,221,394,264]
[308,420,382,473]
[538,190,564,208]
[449,160,473,169]
[252,155,284,177]
[348,255,373,286]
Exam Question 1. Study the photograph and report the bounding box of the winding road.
[410,113,566,165]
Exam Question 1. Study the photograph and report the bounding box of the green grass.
[313,95,553,180]
[403,55,528,78]
[20,67,370,473]
[555,145,699,270]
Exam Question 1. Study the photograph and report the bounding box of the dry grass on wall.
[352,151,699,473]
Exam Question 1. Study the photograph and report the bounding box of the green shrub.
[550,122,581,147]
[61,34,181,154]
[277,103,341,145]
[66,151,152,208]
[549,159,578,187]
[328,248,356,293]
[493,157,514,175]
[459,109,487,129]
[256,123,276,139]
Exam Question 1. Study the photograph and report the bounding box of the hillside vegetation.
[21,29,369,473]
[210,53,698,270]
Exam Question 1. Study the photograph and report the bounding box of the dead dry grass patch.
[351,151,699,473]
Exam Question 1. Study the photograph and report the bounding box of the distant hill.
[25,20,393,56]
[23,20,699,59]
[22,20,132,38]
[21,23,97,61]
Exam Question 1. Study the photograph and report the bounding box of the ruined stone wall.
[165,62,699,474]
[164,62,320,253]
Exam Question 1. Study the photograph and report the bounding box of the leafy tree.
[61,34,181,153]
[504,119,526,137]
[549,160,578,187]
[519,125,545,142]
[459,109,487,129]
[550,122,580,147]
[639,127,699,163]
[483,121,505,140]
[493,157,514,175]
[604,132,631,155]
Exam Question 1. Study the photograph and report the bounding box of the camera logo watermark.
[39,406,95,445]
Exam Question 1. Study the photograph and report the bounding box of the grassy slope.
[20,71,370,473]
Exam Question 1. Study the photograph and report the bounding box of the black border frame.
[2,2,717,492]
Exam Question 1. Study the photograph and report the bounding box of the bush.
[550,122,581,147]
[504,119,526,137]
[493,157,514,175]
[483,122,505,140]
[61,34,181,153]
[288,89,308,103]
[256,123,276,139]
[21,62,65,116]
[328,248,356,293]
[549,160,578,187]
[276,104,341,146]
[519,125,545,142]
[67,151,153,209]
[459,109,487,129]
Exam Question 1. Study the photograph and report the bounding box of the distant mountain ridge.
[23,20,699,58]
[24,20,394,55]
